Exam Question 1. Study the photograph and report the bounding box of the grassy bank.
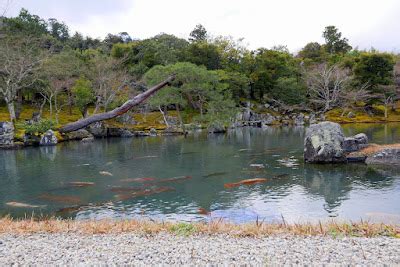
[0,217,399,238]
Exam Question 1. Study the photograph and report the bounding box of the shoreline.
[0,217,399,238]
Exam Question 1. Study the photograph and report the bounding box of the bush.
[20,119,55,134]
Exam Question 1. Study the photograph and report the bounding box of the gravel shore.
[0,233,399,265]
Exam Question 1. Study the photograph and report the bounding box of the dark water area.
[1,123,400,224]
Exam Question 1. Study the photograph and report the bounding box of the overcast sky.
[4,0,400,52]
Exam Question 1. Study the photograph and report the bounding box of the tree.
[250,49,298,100]
[185,41,221,70]
[272,77,307,105]
[339,82,371,116]
[59,75,175,133]
[305,63,350,112]
[298,42,324,61]
[353,52,395,93]
[322,26,352,54]
[0,36,45,122]
[2,8,48,37]
[71,76,94,117]
[48,18,69,42]
[40,49,82,122]
[89,53,130,113]
[189,24,207,42]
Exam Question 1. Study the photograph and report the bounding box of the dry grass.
[0,217,399,238]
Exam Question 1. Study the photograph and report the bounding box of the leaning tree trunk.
[59,75,175,133]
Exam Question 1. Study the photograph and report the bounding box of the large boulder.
[0,122,14,147]
[87,122,108,137]
[39,130,58,146]
[304,121,347,163]
[207,122,226,134]
[366,149,400,166]
[343,133,368,152]
[65,129,93,140]
[294,113,305,126]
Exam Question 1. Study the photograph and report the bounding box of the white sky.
[4,0,400,53]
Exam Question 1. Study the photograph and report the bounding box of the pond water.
[1,123,400,224]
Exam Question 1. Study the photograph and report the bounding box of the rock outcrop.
[208,122,226,134]
[344,133,368,152]
[304,121,347,163]
[0,122,14,147]
[39,130,58,146]
[365,149,400,166]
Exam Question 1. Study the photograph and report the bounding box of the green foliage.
[272,77,307,105]
[189,24,207,42]
[353,52,395,92]
[322,25,352,54]
[20,119,55,134]
[298,42,325,61]
[170,223,196,236]
[184,41,222,70]
[250,49,300,100]
[2,8,48,37]
[71,76,94,116]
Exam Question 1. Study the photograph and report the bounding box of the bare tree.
[378,85,399,119]
[1,0,12,17]
[90,55,130,113]
[339,82,371,117]
[0,37,45,122]
[40,50,81,123]
[304,63,350,112]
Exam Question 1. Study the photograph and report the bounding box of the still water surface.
[1,124,400,223]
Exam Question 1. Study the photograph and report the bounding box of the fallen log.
[59,75,175,133]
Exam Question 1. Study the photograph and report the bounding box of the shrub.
[20,119,55,134]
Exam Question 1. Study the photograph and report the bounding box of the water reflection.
[0,124,399,223]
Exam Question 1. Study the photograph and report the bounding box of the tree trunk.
[158,105,169,127]
[59,75,175,133]
[176,104,186,136]
[6,101,16,122]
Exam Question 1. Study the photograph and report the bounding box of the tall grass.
[0,216,398,238]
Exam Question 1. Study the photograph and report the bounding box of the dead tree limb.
[59,75,175,133]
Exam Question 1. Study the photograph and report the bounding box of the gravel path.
[0,233,399,265]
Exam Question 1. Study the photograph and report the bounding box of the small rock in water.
[250,164,265,168]
[99,171,113,176]
[5,202,44,208]
[277,157,299,168]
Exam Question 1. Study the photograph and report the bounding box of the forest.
[1,8,399,134]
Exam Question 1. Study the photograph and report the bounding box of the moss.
[326,107,400,124]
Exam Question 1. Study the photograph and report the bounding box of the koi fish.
[57,206,83,213]
[38,194,81,204]
[198,207,211,215]
[115,187,174,201]
[238,149,252,152]
[109,186,144,193]
[67,182,95,187]
[203,172,227,178]
[120,177,156,183]
[154,176,192,183]
[224,178,267,189]
[99,171,113,176]
[6,202,45,208]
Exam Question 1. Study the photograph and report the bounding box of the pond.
[1,123,400,224]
